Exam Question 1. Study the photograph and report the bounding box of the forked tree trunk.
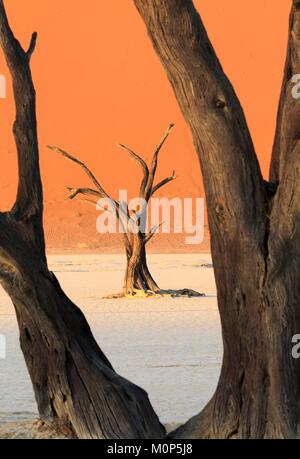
[134,0,300,438]
[0,0,165,440]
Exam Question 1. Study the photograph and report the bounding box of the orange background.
[0,0,292,252]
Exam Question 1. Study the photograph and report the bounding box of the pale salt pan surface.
[0,254,222,427]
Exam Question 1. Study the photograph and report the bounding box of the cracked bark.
[0,0,165,439]
[134,0,300,439]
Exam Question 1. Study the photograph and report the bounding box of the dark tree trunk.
[0,0,165,440]
[134,0,300,439]
[270,1,300,184]
[124,233,159,294]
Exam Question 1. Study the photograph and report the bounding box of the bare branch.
[64,183,132,250]
[0,1,23,59]
[153,124,175,158]
[118,143,149,195]
[65,184,133,252]
[49,145,136,249]
[144,124,174,199]
[65,187,102,201]
[134,0,265,245]
[151,170,176,196]
[144,221,164,244]
[26,31,37,60]
[0,1,43,226]
[47,145,111,199]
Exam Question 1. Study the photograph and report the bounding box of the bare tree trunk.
[0,0,165,440]
[134,0,300,439]
[124,233,159,294]
[140,245,160,292]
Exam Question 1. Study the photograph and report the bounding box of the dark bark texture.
[0,0,165,439]
[134,0,300,439]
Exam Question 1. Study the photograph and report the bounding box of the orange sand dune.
[0,0,292,252]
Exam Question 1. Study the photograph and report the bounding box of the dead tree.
[0,0,165,439]
[48,128,197,297]
[134,0,300,439]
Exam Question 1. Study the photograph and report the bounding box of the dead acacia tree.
[134,0,300,439]
[0,0,165,439]
[48,132,202,298]
[48,127,175,296]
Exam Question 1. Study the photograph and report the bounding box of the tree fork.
[134,0,300,439]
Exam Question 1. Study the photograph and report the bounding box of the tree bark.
[134,0,300,439]
[270,0,300,183]
[124,233,159,294]
[0,0,165,439]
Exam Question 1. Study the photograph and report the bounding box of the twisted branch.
[47,146,110,200]
[118,143,149,194]
[151,170,176,196]
[144,123,174,199]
